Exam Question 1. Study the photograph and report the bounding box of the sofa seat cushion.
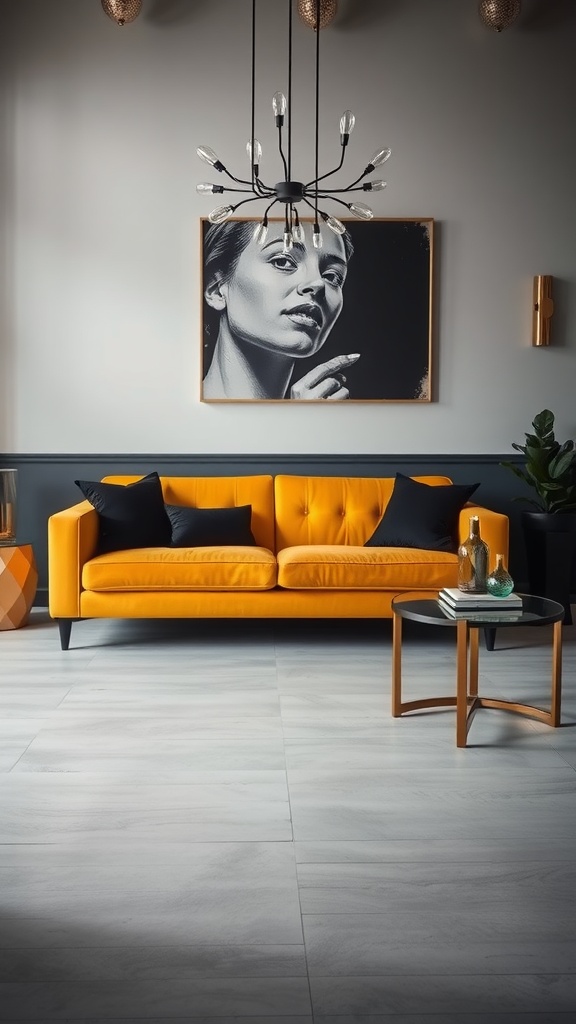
[277,545,458,590]
[82,546,277,592]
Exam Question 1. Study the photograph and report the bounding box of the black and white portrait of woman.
[201,217,433,402]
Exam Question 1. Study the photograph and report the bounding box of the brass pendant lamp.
[101,0,142,27]
[297,0,338,31]
[478,1,522,32]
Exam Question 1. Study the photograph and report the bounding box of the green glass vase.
[486,553,514,598]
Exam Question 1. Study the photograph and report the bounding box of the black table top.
[391,593,565,629]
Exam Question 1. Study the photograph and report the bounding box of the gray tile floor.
[1,608,576,1022]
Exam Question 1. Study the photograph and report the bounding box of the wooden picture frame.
[200,217,434,402]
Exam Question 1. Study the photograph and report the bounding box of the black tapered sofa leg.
[58,618,73,651]
[484,627,496,652]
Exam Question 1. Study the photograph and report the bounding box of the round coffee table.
[391,593,564,748]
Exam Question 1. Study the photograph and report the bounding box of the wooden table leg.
[469,627,479,697]
[551,619,562,727]
[392,611,402,717]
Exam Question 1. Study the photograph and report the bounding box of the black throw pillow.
[75,472,172,554]
[364,473,479,552]
[165,504,256,547]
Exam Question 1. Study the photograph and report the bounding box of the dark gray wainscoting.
[1,452,536,605]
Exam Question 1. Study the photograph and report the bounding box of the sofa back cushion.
[102,475,275,551]
[274,475,455,549]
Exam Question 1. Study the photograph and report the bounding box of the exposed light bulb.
[283,231,294,252]
[272,92,287,123]
[339,110,355,143]
[246,139,262,167]
[323,214,346,235]
[365,180,387,192]
[313,227,323,249]
[349,202,374,220]
[208,205,234,224]
[196,183,224,195]
[368,148,392,169]
[292,221,305,244]
[197,146,221,168]
[253,221,269,245]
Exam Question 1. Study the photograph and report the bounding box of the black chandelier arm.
[338,164,379,191]
[218,165,261,188]
[316,185,369,194]
[263,198,281,219]
[217,186,265,194]
[313,193,352,212]
[254,177,275,197]
[230,196,270,214]
[277,126,289,182]
[335,172,368,191]
[305,147,346,190]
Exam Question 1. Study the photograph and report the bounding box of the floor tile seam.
[0,941,310,949]
[298,911,576,919]
[0,975,315,985]
[289,831,318,1015]
[305,971,576,977]
[548,751,576,773]
[283,767,576,777]
[272,640,314,1009]
[295,859,576,867]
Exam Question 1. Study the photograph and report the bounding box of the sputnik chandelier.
[196,0,391,250]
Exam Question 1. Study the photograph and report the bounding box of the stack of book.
[438,588,523,621]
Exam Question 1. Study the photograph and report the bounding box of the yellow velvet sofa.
[48,473,509,649]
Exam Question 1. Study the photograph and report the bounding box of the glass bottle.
[0,468,17,544]
[458,515,489,593]
[486,553,514,598]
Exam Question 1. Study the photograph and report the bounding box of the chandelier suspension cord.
[287,0,293,183]
[287,0,293,235]
[313,0,321,237]
[250,0,256,193]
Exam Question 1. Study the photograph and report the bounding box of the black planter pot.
[521,511,576,625]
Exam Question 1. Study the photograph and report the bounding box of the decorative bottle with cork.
[458,515,489,593]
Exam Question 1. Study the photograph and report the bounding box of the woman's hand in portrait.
[290,352,360,400]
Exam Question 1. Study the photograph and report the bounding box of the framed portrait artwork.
[200,217,434,403]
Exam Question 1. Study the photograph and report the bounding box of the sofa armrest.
[459,504,509,570]
[48,502,99,618]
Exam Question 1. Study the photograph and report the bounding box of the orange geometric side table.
[0,543,38,630]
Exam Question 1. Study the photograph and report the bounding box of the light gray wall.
[1,0,575,455]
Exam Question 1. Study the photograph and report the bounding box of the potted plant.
[501,409,576,623]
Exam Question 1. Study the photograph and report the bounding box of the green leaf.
[549,450,576,480]
[532,409,555,441]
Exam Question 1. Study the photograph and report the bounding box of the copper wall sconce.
[532,275,554,347]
